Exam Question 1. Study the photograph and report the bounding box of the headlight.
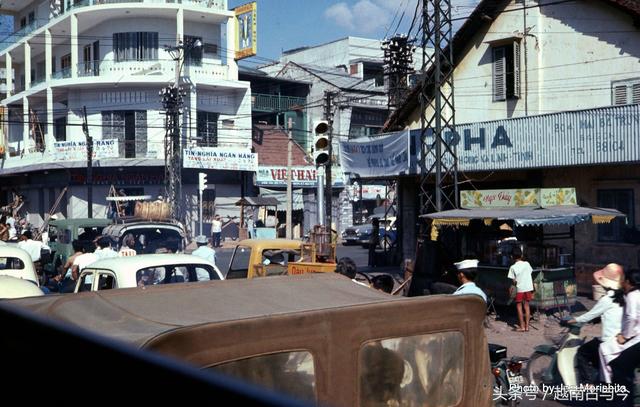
[354,228,359,234]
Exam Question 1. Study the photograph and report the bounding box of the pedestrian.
[567,263,624,384]
[17,230,44,263]
[246,214,255,239]
[508,247,534,332]
[94,236,118,260]
[211,214,222,248]
[368,217,380,268]
[599,268,640,386]
[452,259,487,302]
[51,239,85,293]
[71,242,98,281]
[192,235,216,266]
[0,215,8,241]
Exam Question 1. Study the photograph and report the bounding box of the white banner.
[53,139,119,161]
[183,147,258,171]
[339,130,410,178]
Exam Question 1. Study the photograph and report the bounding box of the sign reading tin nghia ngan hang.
[183,147,258,172]
[339,130,410,178]
[460,188,578,208]
[53,139,119,161]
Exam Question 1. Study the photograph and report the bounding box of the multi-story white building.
[0,0,252,236]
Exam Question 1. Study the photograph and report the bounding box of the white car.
[0,246,40,287]
[75,254,224,293]
[0,275,44,298]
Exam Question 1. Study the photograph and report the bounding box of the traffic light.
[313,120,330,166]
[198,172,207,192]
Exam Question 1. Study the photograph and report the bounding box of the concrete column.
[23,96,30,150]
[176,8,184,45]
[46,87,54,149]
[24,42,31,90]
[45,28,52,80]
[5,52,12,97]
[70,14,78,79]
[226,17,238,80]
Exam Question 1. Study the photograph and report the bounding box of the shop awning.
[258,188,304,211]
[106,195,153,202]
[421,206,624,227]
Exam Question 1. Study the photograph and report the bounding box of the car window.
[227,246,251,279]
[261,250,301,277]
[136,264,219,286]
[78,272,95,292]
[129,228,183,254]
[97,273,115,291]
[205,351,316,403]
[0,257,26,270]
[359,331,464,407]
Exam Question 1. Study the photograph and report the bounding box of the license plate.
[507,372,524,386]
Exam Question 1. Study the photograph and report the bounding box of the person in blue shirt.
[452,259,487,303]
[191,235,216,266]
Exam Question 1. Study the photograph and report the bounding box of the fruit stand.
[422,188,624,309]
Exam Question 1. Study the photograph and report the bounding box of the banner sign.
[53,139,119,161]
[183,147,258,172]
[234,2,257,60]
[256,166,317,187]
[339,130,410,178]
[461,188,577,208]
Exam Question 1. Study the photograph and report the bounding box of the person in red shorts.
[508,247,534,332]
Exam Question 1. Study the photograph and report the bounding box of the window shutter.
[613,85,627,105]
[492,47,506,101]
[513,41,521,98]
[632,83,640,104]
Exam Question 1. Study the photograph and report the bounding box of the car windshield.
[122,228,183,254]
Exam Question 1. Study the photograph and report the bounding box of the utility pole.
[383,35,415,112]
[286,117,293,239]
[419,0,458,215]
[82,106,93,218]
[323,91,335,229]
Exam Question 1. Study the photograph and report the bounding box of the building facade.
[386,0,640,278]
[0,0,252,237]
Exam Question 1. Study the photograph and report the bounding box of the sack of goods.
[135,201,171,220]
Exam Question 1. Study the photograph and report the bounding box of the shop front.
[423,188,623,309]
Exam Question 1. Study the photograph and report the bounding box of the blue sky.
[228,0,479,66]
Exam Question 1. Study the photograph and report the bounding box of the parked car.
[341,216,397,249]
[0,275,44,299]
[10,273,493,406]
[75,254,223,293]
[0,246,40,286]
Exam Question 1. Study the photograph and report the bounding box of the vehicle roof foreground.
[0,276,44,299]
[9,274,492,406]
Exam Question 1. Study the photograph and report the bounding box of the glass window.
[135,264,218,286]
[227,246,251,279]
[598,189,636,243]
[97,273,115,290]
[184,35,203,66]
[78,272,94,292]
[206,351,316,403]
[113,32,158,62]
[0,257,26,270]
[54,117,67,142]
[102,110,146,158]
[359,331,464,407]
[261,249,301,277]
[197,111,218,147]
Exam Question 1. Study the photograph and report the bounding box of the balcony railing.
[251,94,307,112]
[63,0,226,11]
[0,21,43,53]
[52,68,73,80]
[76,60,228,80]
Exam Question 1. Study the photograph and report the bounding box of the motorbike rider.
[567,263,624,383]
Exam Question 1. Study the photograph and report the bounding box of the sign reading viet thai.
[461,188,577,208]
[339,130,410,178]
[256,166,317,187]
[183,147,258,172]
[53,139,119,161]
[234,2,257,60]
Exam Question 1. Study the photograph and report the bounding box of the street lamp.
[160,39,203,222]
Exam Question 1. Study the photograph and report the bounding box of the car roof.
[102,222,185,237]
[85,254,216,271]
[235,239,302,250]
[49,218,113,228]
[0,276,44,299]
[0,246,33,260]
[7,274,394,345]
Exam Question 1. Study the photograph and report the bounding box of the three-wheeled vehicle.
[9,274,493,406]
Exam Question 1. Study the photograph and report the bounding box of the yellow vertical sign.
[234,2,257,60]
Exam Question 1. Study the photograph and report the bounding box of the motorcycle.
[525,317,585,392]
[490,343,528,406]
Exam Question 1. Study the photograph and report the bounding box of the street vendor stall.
[422,188,624,309]
[236,197,279,240]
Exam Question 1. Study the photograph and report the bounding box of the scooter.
[490,343,528,406]
[525,317,585,391]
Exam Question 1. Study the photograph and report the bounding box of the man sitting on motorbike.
[568,263,624,383]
